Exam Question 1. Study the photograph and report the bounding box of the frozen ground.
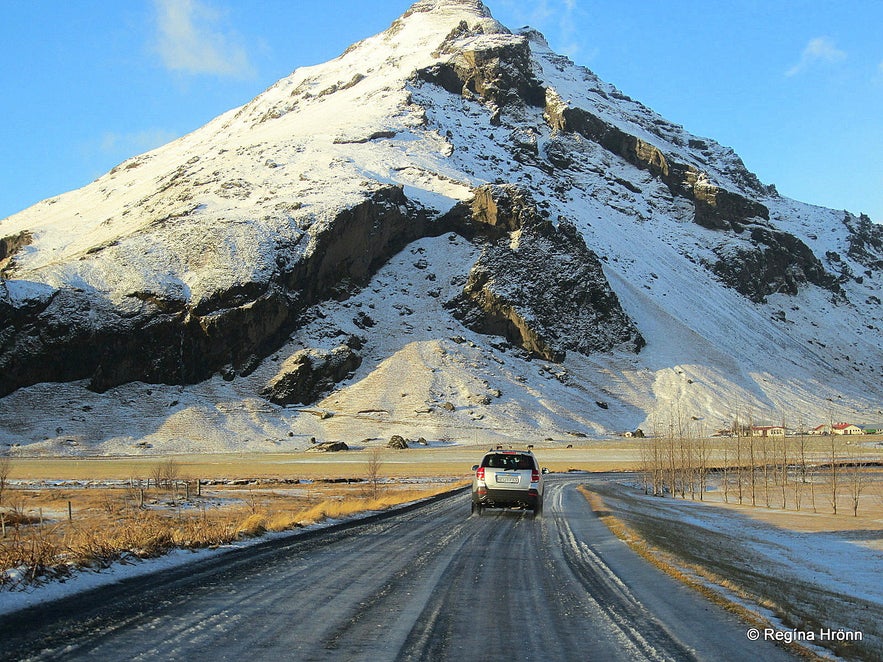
[589,475,883,659]
[2,469,879,661]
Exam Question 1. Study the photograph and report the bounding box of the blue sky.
[1,0,881,222]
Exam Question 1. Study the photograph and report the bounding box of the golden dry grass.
[0,478,466,588]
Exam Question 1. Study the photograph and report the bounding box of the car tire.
[533,498,543,518]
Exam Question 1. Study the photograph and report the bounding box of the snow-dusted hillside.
[1,0,881,453]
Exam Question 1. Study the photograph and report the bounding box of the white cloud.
[786,36,846,77]
[153,0,253,78]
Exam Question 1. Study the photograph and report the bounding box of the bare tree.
[721,436,731,503]
[650,417,664,496]
[0,451,11,506]
[793,425,808,512]
[747,415,757,507]
[665,418,677,498]
[366,447,384,500]
[696,425,710,501]
[809,447,818,514]
[847,442,868,517]
[829,433,840,515]
[778,416,789,510]
[734,415,745,505]
[151,459,180,491]
[760,431,771,508]
[639,432,653,495]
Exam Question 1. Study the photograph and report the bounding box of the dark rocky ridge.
[413,29,843,310]
[542,97,771,232]
[418,22,546,111]
[0,187,437,396]
[0,231,32,272]
[418,32,851,309]
[0,177,641,400]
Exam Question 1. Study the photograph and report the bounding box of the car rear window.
[482,454,535,470]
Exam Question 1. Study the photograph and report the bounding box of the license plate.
[495,474,520,484]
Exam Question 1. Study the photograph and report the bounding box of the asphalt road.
[0,475,799,661]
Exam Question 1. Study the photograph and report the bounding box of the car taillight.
[476,467,485,481]
[531,470,539,483]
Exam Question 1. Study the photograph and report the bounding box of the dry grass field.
[0,447,474,589]
[2,436,881,598]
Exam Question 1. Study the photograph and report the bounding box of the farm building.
[751,425,786,437]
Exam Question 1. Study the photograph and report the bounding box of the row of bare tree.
[639,415,874,516]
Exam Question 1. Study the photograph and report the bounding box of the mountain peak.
[392,0,508,47]
[404,0,494,18]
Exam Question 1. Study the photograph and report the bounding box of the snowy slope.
[1,0,881,453]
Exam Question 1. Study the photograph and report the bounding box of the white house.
[751,425,785,437]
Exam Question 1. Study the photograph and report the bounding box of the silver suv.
[471,449,545,516]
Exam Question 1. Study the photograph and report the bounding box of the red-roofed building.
[832,423,864,435]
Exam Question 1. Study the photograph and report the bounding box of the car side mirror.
[471,465,479,471]
[541,467,549,474]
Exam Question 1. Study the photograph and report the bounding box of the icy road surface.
[0,476,797,661]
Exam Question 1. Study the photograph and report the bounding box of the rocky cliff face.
[0,187,428,395]
[707,227,841,303]
[0,0,881,439]
[447,185,643,361]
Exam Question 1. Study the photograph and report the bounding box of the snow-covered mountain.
[2,0,881,453]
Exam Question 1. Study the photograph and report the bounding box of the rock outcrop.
[306,441,349,453]
[0,231,32,271]
[447,185,644,361]
[387,435,410,449]
[708,227,840,303]
[543,90,770,231]
[417,22,545,111]
[261,344,362,406]
[845,212,883,271]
